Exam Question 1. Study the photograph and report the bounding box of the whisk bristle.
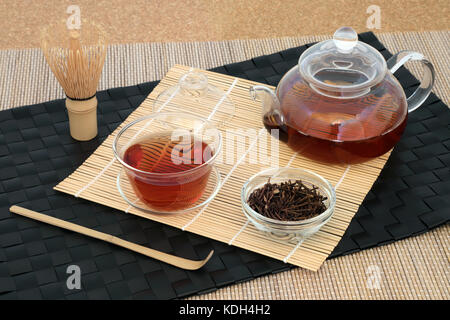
[41,20,107,100]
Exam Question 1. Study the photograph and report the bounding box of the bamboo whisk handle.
[66,96,98,141]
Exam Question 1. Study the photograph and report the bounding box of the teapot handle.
[387,51,435,113]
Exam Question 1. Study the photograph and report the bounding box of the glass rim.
[241,167,336,227]
[112,112,223,177]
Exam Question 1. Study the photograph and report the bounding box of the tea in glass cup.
[113,113,222,212]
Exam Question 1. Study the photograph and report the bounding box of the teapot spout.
[250,85,287,142]
[249,85,282,117]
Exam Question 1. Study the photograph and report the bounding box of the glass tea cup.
[113,112,222,213]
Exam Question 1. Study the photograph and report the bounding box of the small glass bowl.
[241,167,336,244]
[113,112,222,214]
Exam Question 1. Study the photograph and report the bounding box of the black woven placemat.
[0,32,449,299]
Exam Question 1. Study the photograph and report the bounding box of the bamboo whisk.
[41,20,107,141]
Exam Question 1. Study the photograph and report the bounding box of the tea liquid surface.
[123,133,213,210]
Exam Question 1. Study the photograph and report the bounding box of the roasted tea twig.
[247,179,327,221]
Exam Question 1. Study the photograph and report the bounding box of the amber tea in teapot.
[263,68,408,164]
[253,27,434,164]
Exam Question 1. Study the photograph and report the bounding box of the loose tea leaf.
[247,179,328,221]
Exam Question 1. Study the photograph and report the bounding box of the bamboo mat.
[0,31,448,298]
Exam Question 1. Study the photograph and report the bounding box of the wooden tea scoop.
[10,206,214,270]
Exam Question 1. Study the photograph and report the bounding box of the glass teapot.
[250,27,435,164]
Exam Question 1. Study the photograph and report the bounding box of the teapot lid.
[298,27,387,98]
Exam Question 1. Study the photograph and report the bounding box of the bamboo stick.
[10,206,213,270]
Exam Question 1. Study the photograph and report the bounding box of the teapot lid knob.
[333,27,358,53]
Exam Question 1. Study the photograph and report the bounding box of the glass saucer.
[116,165,221,215]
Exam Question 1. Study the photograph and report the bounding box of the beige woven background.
[0,31,448,299]
[1,0,449,48]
